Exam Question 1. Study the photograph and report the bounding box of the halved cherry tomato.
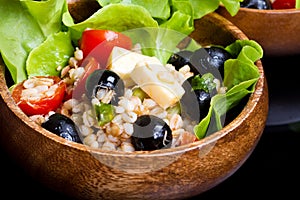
[79,29,132,67]
[11,76,66,116]
[72,57,101,99]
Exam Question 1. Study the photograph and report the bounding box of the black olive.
[180,75,217,122]
[240,0,272,9]
[131,115,173,151]
[41,113,82,143]
[180,78,201,122]
[203,46,232,79]
[189,47,231,80]
[194,89,213,121]
[85,69,124,105]
[167,50,193,70]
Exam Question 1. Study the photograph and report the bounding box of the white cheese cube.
[130,59,185,109]
[107,46,160,87]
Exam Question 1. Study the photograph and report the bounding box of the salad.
[0,0,263,152]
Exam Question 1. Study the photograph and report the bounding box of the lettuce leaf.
[194,40,263,139]
[0,0,242,84]
[21,0,67,36]
[26,31,74,77]
[188,0,221,18]
[63,3,159,43]
[0,0,67,83]
[98,0,171,20]
[220,0,243,16]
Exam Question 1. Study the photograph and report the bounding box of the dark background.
[1,55,300,199]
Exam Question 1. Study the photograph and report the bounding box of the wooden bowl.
[217,5,300,57]
[0,3,268,200]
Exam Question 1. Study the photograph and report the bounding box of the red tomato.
[11,76,66,116]
[272,0,295,9]
[79,29,132,67]
[72,57,101,99]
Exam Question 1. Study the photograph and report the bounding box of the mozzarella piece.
[107,46,160,87]
[130,59,185,109]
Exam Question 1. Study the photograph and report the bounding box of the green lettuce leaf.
[98,0,171,20]
[188,0,220,19]
[224,40,263,89]
[63,4,159,43]
[220,0,243,16]
[26,31,74,77]
[0,0,67,83]
[1,0,244,84]
[160,5,194,35]
[194,39,262,139]
[21,0,67,36]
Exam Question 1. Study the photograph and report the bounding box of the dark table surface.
[1,55,300,199]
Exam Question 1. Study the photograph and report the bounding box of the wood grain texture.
[0,1,269,199]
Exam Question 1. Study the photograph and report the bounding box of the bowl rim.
[0,13,267,157]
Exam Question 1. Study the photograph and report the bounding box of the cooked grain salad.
[19,43,221,152]
[1,0,263,152]
[10,27,263,152]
